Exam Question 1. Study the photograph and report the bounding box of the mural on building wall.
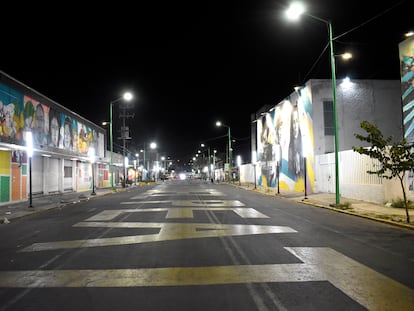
[256,86,314,192]
[0,84,24,141]
[0,83,99,156]
[399,36,414,143]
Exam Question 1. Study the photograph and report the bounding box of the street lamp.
[252,150,257,189]
[237,155,242,185]
[26,131,33,208]
[149,142,157,181]
[201,143,211,181]
[212,149,217,181]
[109,92,133,191]
[216,121,232,181]
[88,147,96,195]
[286,2,340,205]
[124,156,129,186]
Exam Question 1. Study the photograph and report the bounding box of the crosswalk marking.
[129,190,224,200]
[86,207,268,221]
[19,223,296,252]
[172,200,244,206]
[4,247,414,310]
[121,200,171,204]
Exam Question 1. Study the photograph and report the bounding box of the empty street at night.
[0,180,413,310]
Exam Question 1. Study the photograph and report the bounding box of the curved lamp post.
[200,143,211,180]
[109,92,133,191]
[216,121,232,181]
[286,2,340,205]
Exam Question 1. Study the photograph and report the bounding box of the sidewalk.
[236,183,414,230]
[0,186,126,224]
[0,182,160,224]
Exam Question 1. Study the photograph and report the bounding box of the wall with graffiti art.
[0,83,103,158]
[256,86,314,193]
[399,36,414,143]
[0,71,107,205]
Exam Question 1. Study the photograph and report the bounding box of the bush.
[391,198,414,209]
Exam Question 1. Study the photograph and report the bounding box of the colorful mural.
[256,86,314,192]
[399,36,414,143]
[0,83,97,156]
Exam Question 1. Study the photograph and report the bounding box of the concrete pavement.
[1,181,413,230]
[235,183,414,230]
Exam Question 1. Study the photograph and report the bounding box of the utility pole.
[118,102,134,187]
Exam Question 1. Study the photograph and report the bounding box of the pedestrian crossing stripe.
[85,207,268,221]
[20,223,296,252]
[4,247,414,310]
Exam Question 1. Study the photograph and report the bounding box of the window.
[323,100,334,136]
[64,166,72,178]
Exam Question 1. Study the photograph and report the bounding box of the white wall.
[241,149,411,204]
[308,79,403,155]
[314,150,408,204]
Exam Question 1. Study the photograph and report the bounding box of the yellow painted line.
[4,247,414,310]
[85,209,169,221]
[172,200,244,207]
[0,264,323,288]
[231,208,268,218]
[121,200,171,204]
[287,247,414,311]
[151,193,224,197]
[20,223,296,252]
[166,208,194,218]
[166,207,268,219]
[86,207,268,221]
[142,190,224,197]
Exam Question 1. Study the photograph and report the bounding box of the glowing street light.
[340,52,352,60]
[286,2,341,205]
[109,92,133,191]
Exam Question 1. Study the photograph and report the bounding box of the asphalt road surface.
[0,179,413,311]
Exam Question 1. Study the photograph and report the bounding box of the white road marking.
[4,247,414,310]
[19,223,296,251]
[85,207,268,221]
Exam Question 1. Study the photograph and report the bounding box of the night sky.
[1,0,411,165]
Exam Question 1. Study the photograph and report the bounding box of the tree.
[353,121,414,223]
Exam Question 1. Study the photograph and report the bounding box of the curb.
[298,199,414,230]
[1,191,107,224]
[228,183,414,231]
[0,184,151,224]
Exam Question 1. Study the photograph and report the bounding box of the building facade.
[0,71,110,205]
[251,79,403,196]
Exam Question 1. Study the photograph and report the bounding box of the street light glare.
[341,52,352,60]
[216,121,222,127]
[150,142,157,149]
[286,2,305,21]
[123,92,133,101]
